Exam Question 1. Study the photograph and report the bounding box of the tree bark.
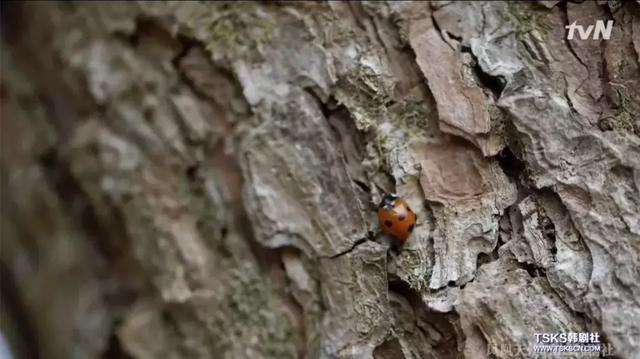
[1,1,639,358]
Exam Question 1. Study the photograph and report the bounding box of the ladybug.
[377,194,417,244]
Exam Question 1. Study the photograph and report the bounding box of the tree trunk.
[1,2,639,358]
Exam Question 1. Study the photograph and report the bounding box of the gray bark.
[1,1,639,358]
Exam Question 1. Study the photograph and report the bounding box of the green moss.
[334,67,392,130]
[505,2,552,40]
[393,98,433,132]
[227,265,299,358]
[212,12,272,52]
[397,251,432,291]
[602,88,640,136]
[182,3,276,62]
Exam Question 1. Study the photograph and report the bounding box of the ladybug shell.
[377,195,416,243]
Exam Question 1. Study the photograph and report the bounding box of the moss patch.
[505,2,553,41]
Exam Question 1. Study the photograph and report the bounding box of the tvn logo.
[566,20,614,40]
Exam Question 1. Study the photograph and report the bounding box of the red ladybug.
[378,194,416,244]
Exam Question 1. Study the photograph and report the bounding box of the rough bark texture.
[1,1,639,358]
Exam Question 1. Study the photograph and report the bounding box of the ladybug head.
[378,194,399,209]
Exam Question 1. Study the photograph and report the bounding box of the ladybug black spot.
[385,220,393,227]
[398,214,406,221]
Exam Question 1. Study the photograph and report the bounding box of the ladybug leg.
[389,244,401,255]
[374,232,395,248]
[389,238,405,253]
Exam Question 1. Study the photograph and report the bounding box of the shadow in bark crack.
[388,278,461,358]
